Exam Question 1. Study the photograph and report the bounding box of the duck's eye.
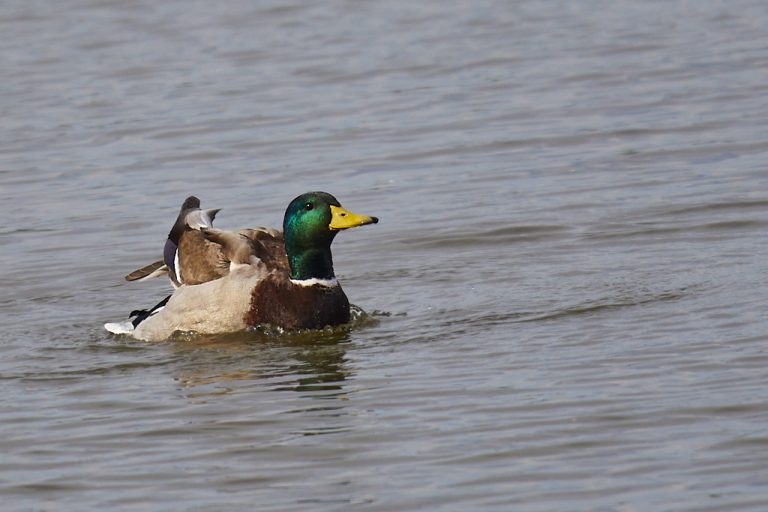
[304,202,313,211]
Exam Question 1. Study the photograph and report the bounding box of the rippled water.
[3,0,768,510]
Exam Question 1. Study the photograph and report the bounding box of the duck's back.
[237,228,289,272]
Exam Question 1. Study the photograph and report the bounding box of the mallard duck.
[105,192,378,341]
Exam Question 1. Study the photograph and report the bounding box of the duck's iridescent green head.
[283,191,378,280]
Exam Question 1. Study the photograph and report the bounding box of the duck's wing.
[124,196,222,287]
[201,226,288,272]
[167,198,221,286]
[175,228,229,285]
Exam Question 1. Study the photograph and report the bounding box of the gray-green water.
[2,1,768,510]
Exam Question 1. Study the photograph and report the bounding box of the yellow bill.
[329,205,379,230]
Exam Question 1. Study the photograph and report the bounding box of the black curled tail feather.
[129,295,171,328]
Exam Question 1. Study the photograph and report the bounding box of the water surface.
[2,0,768,510]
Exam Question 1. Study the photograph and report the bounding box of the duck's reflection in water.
[168,327,354,400]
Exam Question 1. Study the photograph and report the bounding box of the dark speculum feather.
[163,238,178,276]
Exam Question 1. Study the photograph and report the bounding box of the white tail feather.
[104,320,135,335]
